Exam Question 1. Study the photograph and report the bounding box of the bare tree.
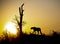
[19,3,24,36]
[14,3,24,38]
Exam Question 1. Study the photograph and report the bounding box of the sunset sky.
[0,0,60,35]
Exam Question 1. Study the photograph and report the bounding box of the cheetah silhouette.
[31,27,42,35]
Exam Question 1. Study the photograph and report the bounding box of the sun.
[4,22,17,35]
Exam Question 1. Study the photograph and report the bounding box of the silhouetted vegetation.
[0,31,60,44]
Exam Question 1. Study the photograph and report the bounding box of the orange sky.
[0,0,60,35]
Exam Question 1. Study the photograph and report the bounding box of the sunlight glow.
[4,22,17,34]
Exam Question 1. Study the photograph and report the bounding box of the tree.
[15,3,24,38]
[19,3,24,37]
